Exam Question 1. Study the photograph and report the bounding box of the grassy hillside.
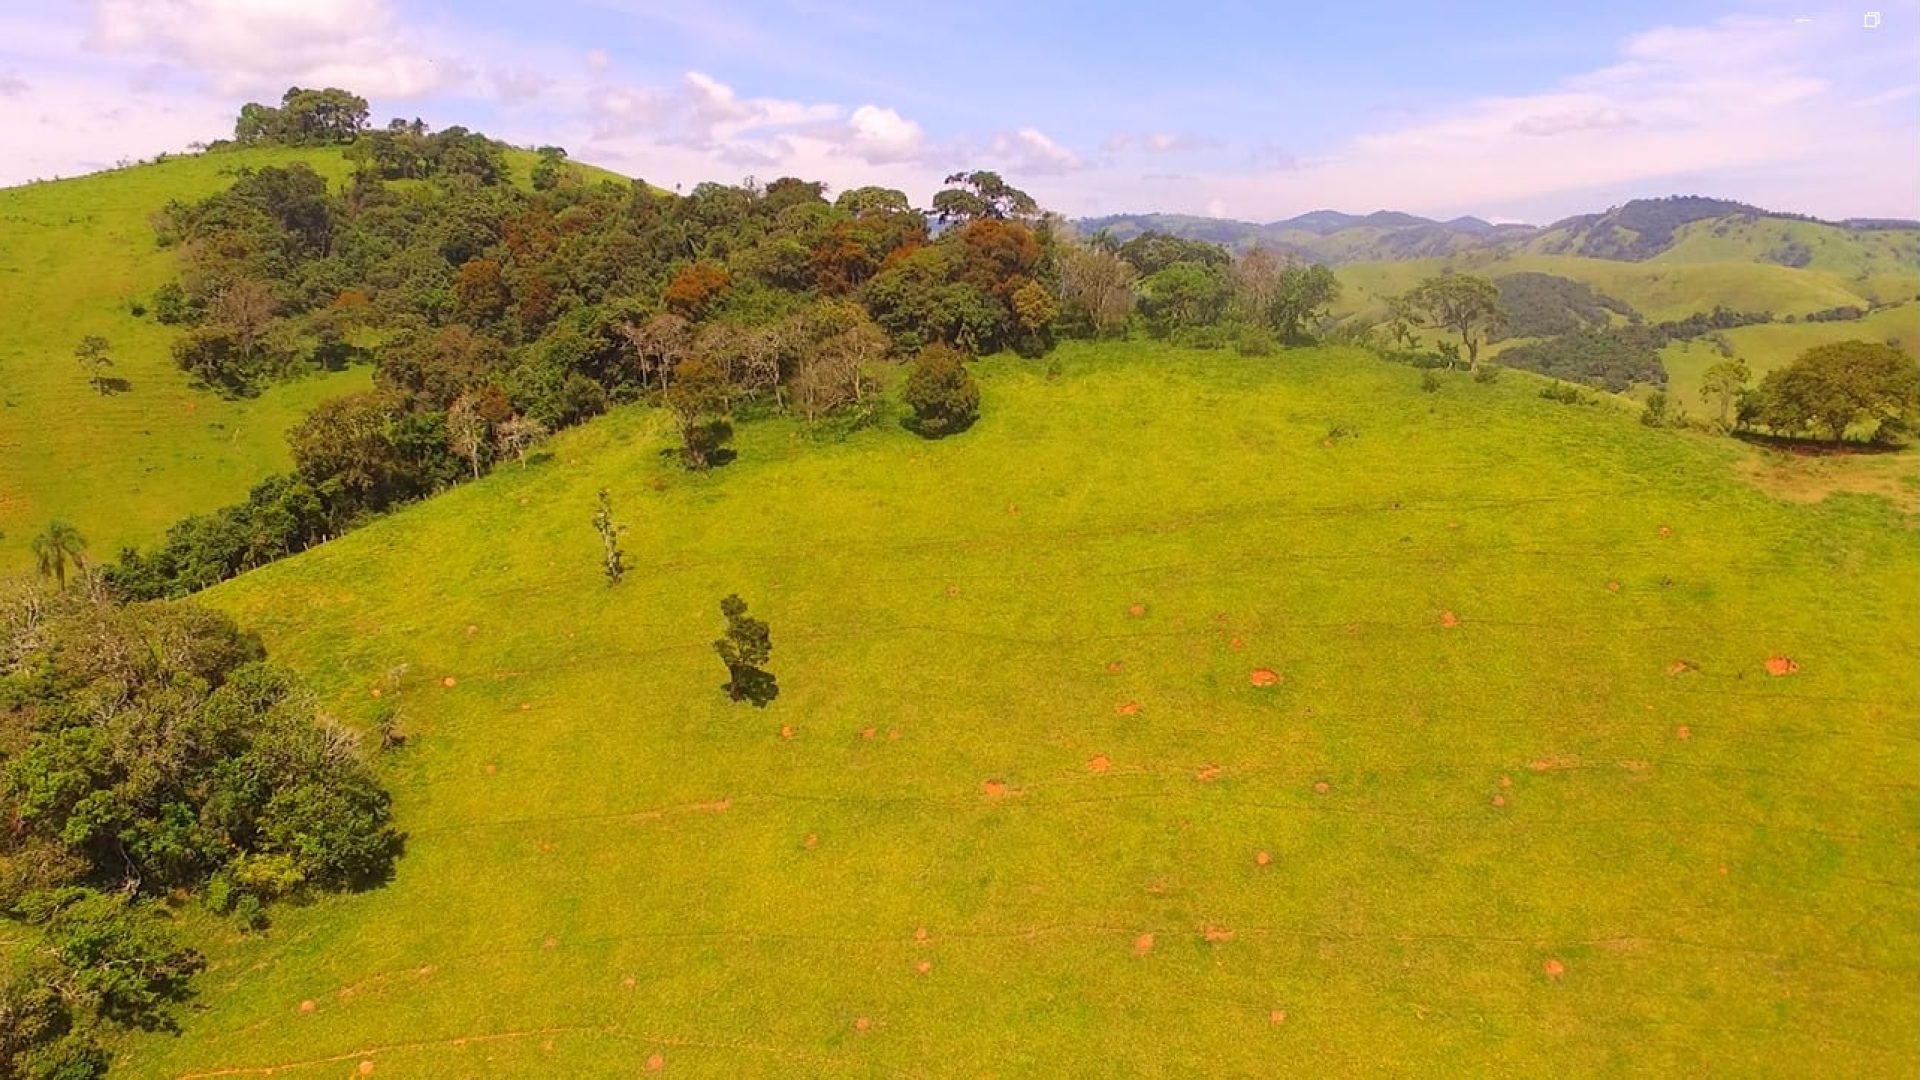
[111,341,1916,1077]
[1336,255,1894,324]
[0,145,628,572]
[1662,301,1920,411]
[1653,217,1920,296]
[0,147,369,570]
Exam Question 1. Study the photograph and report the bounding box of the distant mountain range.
[1077,196,1920,270]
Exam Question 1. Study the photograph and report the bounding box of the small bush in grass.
[1420,371,1442,393]
[1474,363,1501,384]
[1235,326,1276,357]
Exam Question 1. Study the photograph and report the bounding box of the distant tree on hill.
[592,489,626,586]
[902,344,980,438]
[74,335,114,395]
[445,392,492,479]
[30,520,87,588]
[1396,273,1507,371]
[530,145,570,191]
[233,87,369,146]
[713,594,777,706]
[1700,358,1751,427]
[1754,340,1920,445]
[931,171,1037,224]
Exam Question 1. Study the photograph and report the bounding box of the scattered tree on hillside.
[74,335,114,395]
[713,594,777,706]
[902,344,980,438]
[1753,340,1920,445]
[618,313,693,392]
[30,520,87,589]
[1395,272,1508,371]
[494,414,549,466]
[1271,262,1341,343]
[663,356,734,470]
[1699,358,1752,427]
[592,489,626,585]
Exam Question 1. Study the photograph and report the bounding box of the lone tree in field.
[1699,358,1751,428]
[31,520,88,589]
[74,335,114,394]
[1755,340,1920,445]
[713,594,777,706]
[903,344,980,438]
[1397,272,1507,372]
[664,356,734,470]
[592,489,626,586]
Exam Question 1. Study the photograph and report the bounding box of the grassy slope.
[0,146,627,572]
[1336,255,1899,324]
[0,147,369,570]
[1662,301,1920,411]
[1652,219,1920,304]
[117,342,1916,1077]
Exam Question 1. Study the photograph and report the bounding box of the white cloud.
[989,127,1082,175]
[85,0,461,99]
[847,104,924,163]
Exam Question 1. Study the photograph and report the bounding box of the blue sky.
[2,0,1915,222]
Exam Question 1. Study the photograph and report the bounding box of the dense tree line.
[0,582,398,1075]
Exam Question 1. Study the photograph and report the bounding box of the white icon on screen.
[1864,11,1881,27]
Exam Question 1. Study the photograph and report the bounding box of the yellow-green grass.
[114,341,1917,1077]
[1335,254,1905,324]
[1661,301,1920,411]
[0,147,369,569]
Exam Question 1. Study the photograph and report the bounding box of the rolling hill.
[98,341,1920,1077]
[0,145,626,572]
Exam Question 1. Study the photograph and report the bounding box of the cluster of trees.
[1498,326,1669,391]
[1490,273,1634,339]
[0,583,399,1075]
[1058,230,1340,349]
[231,87,370,147]
[1727,341,1919,444]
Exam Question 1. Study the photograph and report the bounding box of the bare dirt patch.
[1270,1009,1287,1026]
[915,927,930,944]
[1255,851,1271,866]
[982,780,1010,799]
[1313,781,1330,795]
[1204,926,1235,943]
[945,585,960,597]
[1196,764,1222,782]
[1133,933,1155,956]
[646,1052,664,1071]
[359,1063,375,1076]
[1088,754,1111,774]
[780,724,798,739]
[1498,775,1512,788]
[1249,668,1281,687]
[1765,655,1799,677]
[916,960,932,974]
[1491,795,1506,808]
[441,676,457,688]
[1544,958,1566,978]
[1440,611,1460,628]
[1230,636,1246,651]
[1105,660,1124,673]
[1115,701,1141,716]
[803,834,818,850]
[1675,725,1692,741]
[1606,581,1621,593]
[1127,603,1146,618]
[299,1000,316,1014]
[519,702,532,711]
[1666,660,1697,676]
[854,1017,872,1032]
[1737,446,1920,514]
[483,763,497,776]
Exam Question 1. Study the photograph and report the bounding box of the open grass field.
[0,146,625,572]
[105,340,1918,1077]
[0,147,370,570]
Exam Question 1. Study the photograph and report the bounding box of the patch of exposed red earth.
[1270,1010,1287,1026]
[1133,933,1155,956]
[299,1000,316,1014]
[1204,926,1235,943]
[1255,851,1272,866]
[1088,754,1111,774]
[1127,603,1146,618]
[1544,958,1566,978]
[441,676,457,688]
[1249,668,1280,687]
[1105,660,1124,673]
[1491,795,1506,808]
[1116,701,1141,716]
[1607,581,1621,592]
[1765,656,1799,676]
[1675,725,1692,741]
[861,727,875,740]
[854,1017,872,1032]
[645,1053,664,1071]
[780,725,797,739]
[1313,781,1330,795]
[1196,764,1222,782]
[916,960,932,974]
[1440,611,1460,628]
[1666,660,1697,676]
[982,780,1009,798]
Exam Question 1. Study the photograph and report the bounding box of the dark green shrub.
[903,344,979,439]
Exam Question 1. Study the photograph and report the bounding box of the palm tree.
[31,520,88,589]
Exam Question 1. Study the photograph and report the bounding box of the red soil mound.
[299,1000,316,1014]
[1255,851,1272,866]
[441,676,457,688]
[1666,660,1697,676]
[854,1017,872,1032]
[1544,958,1566,978]
[1249,668,1280,687]
[1133,933,1155,956]
[1230,636,1246,651]
[1204,926,1235,943]
[1116,701,1141,716]
[1675,725,1692,741]
[1440,611,1460,628]
[1196,764,1222,782]
[1606,581,1621,592]
[1491,795,1506,808]
[1270,1009,1287,1026]
[1127,603,1146,618]
[1765,656,1799,676]
[982,780,1009,798]
[645,1053,664,1071]
[1105,660,1124,673]
[1088,754,1111,774]
[1313,781,1330,795]
[916,960,932,974]
[780,725,797,739]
